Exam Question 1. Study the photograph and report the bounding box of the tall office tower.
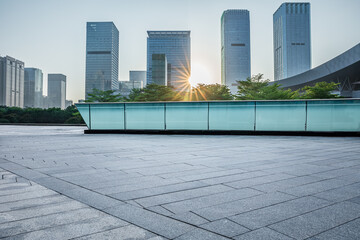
[152,54,167,86]
[0,56,24,108]
[221,10,251,94]
[147,31,191,89]
[48,74,66,109]
[85,22,119,99]
[24,68,43,108]
[129,71,146,89]
[273,2,311,81]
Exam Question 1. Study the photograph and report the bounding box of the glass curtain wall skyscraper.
[0,56,24,108]
[273,2,311,81]
[147,31,191,90]
[85,22,119,99]
[24,68,43,108]
[221,10,251,94]
[48,74,66,109]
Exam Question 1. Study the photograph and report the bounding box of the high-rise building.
[152,54,167,86]
[24,68,43,108]
[48,74,66,109]
[85,22,119,99]
[273,2,311,81]
[147,31,191,89]
[221,10,251,94]
[0,56,24,107]
[129,71,146,89]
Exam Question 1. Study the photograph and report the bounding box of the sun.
[188,62,214,88]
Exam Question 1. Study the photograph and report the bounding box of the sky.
[1,0,359,102]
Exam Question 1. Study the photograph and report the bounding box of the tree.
[236,74,298,100]
[86,89,123,102]
[126,84,182,102]
[300,82,340,99]
[190,84,233,101]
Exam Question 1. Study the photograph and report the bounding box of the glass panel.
[307,100,360,132]
[256,101,306,131]
[90,104,124,130]
[75,104,90,128]
[166,102,208,130]
[209,102,255,130]
[125,103,165,130]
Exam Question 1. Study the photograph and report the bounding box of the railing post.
[124,103,126,130]
[164,103,167,130]
[88,104,91,130]
[207,102,210,130]
[254,101,256,131]
[305,101,308,131]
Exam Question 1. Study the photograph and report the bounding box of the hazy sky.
[1,0,359,101]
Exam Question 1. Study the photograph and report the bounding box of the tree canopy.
[86,89,123,102]
[300,82,340,99]
[126,84,183,102]
[189,84,233,101]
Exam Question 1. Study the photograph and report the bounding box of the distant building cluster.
[85,2,312,97]
[0,57,71,109]
[1,2,314,106]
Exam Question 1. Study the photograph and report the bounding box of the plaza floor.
[1,125,360,239]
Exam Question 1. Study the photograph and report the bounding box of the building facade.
[85,22,119,99]
[24,68,43,108]
[147,31,191,89]
[48,74,66,109]
[273,2,311,81]
[0,56,25,107]
[221,10,251,94]
[129,71,146,89]
[152,54,167,86]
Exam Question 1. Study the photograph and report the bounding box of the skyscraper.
[129,71,146,89]
[48,74,66,109]
[147,31,191,89]
[273,2,311,81]
[85,22,119,99]
[24,68,43,108]
[221,10,251,94]
[0,56,24,108]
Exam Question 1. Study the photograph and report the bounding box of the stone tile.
[314,183,360,202]
[308,218,360,240]
[33,176,78,193]
[174,228,230,240]
[200,219,249,238]
[135,185,233,208]
[193,192,296,221]
[224,173,296,189]
[63,187,124,210]
[0,208,109,238]
[233,227,293,240]
[110,180,208,201]
[171,212,209,225]
[104,204,195,239]
[0,200,86,224]
[73,225,162,240]
[4,215,128,240]
[229,196,330,230]
[162,188,262,214]
[269,201,360,239]
[0,189,57,204]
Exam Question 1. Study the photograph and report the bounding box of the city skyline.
[1,0,359,102]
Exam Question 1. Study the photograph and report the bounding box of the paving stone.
[0,200,85,224]
[162,188,262,214]
[308,218,360,240]
[193,192,296,221]
[171,212,209,225]
[233,227,293,240]
[4,215,128,240]
[174,228,230,240]
[135,185,233,208]
[0,194,69,213]
[104,204,195,239]
[224,173,296,189]
[0,207,110,238]
[33,176,78,193]
[229,196,331,230]
[110,180,208,201]
[73,225,162,240]
[0,189,57,204]
[200,219,249,238]
[269,201,360,239]
[314,183,360,202]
